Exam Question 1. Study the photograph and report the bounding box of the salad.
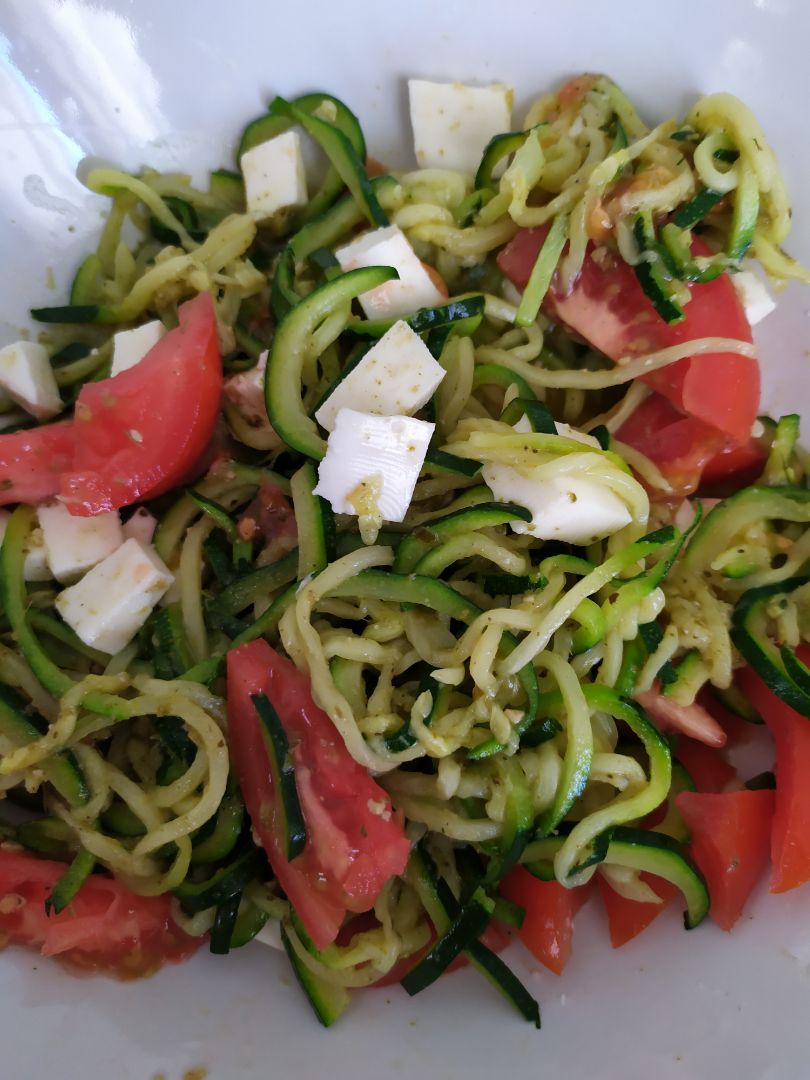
[0,72,808,1028]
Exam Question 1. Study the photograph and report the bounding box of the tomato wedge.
[226,640,411,951]
[497,228,757,492]
[0,846,199,977]
[597,872,678,948]
[675,737,738,794]
[675,790,774,930]
[613,393,729,495]
[499,867,592,975]
[738,653,810,893]
[636,689,727,748]
[61,293,222,515]
[0,422,76,507]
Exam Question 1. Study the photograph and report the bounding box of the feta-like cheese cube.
[408,79,513,174]
[122,507,158,546]
[315,321,445,432]
[38,500,123,583]
[242,131,308,223]
[483,464,631,544]
[111,320,166,377]
[0,511,52,581]
[732,270,776,326]
[335,225,445,320]
[0,341,61,419]
[55,538,174,655]
[314,408,434,522]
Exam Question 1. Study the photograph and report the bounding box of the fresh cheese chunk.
[0,511,51,581]
[55,539,174,655]
[0,341,61,419]
[122,507,158,546]
[315,321,445,432]
[242,131,308,223]
[224,350,268,424]
[111,320,166,377]
[408,79,513,173]
[732,270,776,326]
[38,500,123,583]
[483,464,631,544]
[335,225,445,320]
[314,408,433,522]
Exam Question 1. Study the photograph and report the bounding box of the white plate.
[1,2,809,1077]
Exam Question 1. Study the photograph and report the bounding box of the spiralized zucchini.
[4,74,809,1010]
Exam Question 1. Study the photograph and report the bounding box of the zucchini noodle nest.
[1,73,809,1023]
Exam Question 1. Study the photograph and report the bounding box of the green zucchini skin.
[251,693,307,861]
[290,461,336,580]
[632,211,685,324]
[0,683,89,807]
[523,825,709,930]
[405,845,540,1027]
[730,577,810,717]
[45,848,96,915]
[280,925,351,1026]
[266,266,398,460]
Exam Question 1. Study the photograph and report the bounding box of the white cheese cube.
[0,342,61,419]
[111,320,166,377]
[23,526,51,581]
[335,225,445,320]
[315,321,445,432]
[38,500,123,583]
[0,511,51,581]
[224,350,270,427]
[483,464,631,545]
[242,131,308,223]
[732,270,776,326]
[314,409,434,522]
[55,539,174,655]
[408,79,513,174]
[0,511,52,581]
[122,507,158,546]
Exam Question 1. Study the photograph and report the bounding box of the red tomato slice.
[0,422,76,507]
[597,871,678,948]
[61,293,222,515]
[226,640,411,951]
[499,867,592,975]
[675,790,775,930]
[738,653,810,893]
[497,229,757,445]
[615,392,729,495]
[699,435,767,491]
[0,846,199,977]
[636,689,727,748]
[675,737,738,794]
